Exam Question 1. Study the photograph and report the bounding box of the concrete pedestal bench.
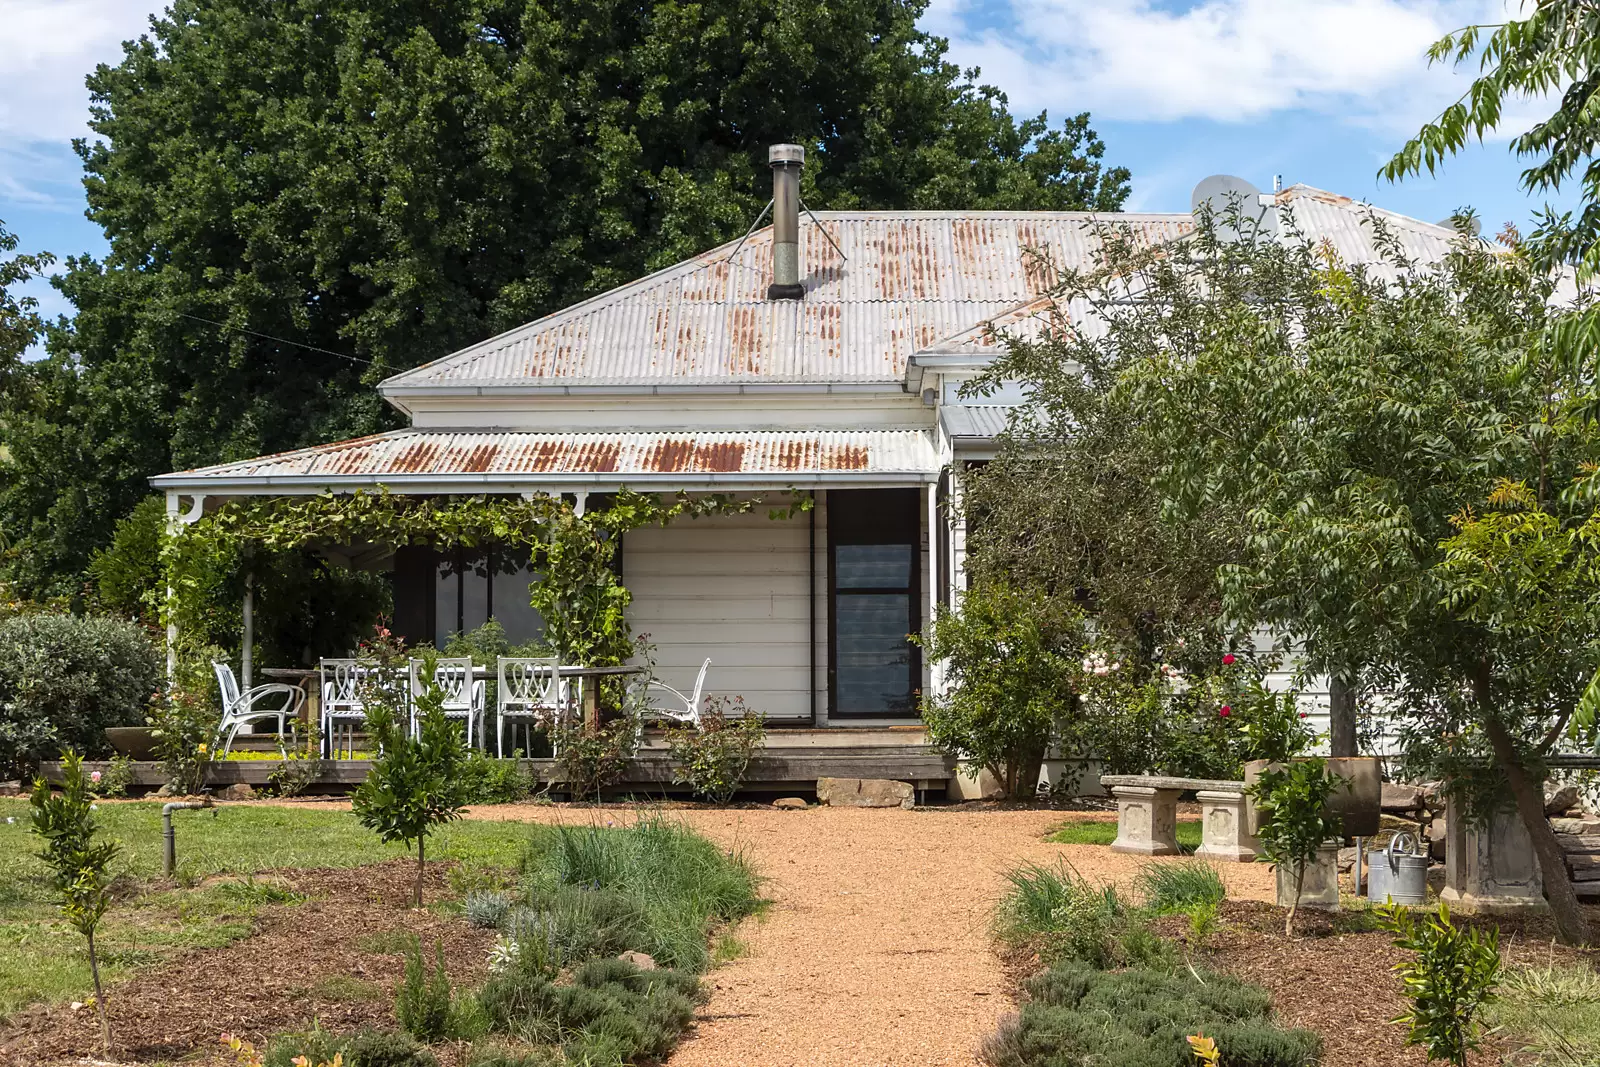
[1098,774,1257,862]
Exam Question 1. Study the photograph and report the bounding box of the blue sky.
[0,0,1572,331]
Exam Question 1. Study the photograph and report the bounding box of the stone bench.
[1098,774,1257,862]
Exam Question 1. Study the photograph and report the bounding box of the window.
[389,546,545,649]
[829,489,920,717]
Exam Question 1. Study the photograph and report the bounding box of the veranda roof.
[151,428,942,495]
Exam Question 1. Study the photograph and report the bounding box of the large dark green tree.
[3,0,1130,597]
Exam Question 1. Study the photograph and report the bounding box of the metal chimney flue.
[767,144,805,300]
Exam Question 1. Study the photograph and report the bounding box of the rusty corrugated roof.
[380,212,1195,391]
[151,429,941,490]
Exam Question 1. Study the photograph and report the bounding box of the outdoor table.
[259,667,318,735]
[268,662,646,740]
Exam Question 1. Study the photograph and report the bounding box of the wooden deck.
[43,733,954,796]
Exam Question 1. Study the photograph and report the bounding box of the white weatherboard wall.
[623,506,824,722]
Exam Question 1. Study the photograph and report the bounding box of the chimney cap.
[768,144,805,167]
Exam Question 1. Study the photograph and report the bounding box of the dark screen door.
[829,489,921,718]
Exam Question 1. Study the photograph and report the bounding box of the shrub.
[396,940,458,1042]
[148,685,216,795]
[1137,860,1226,915]
[665,697,766,804]
[479,958,699,1062]
[916,582,1082,798]
[1380,903,1501,1066]
[90,754,136,798]
[88,495,166,620]
[553,712,638,802]
[982,959,1321,1067]
[458,750,533,805]
[464,889,514,929]
[262,1028,437,1067]
[0,611,164,778]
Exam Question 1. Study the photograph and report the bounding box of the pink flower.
[90,771,102,783]
[1219,705,1231,717]
[1222,653,1236,666]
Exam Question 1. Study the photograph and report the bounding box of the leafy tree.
[1381,1,1600,273]
[352,652,468,906]
[1104,207,1600,943]
[0,219,53,372]
[916,581,1082,798]
[3,0,1130,599]
[30,751,121,1051]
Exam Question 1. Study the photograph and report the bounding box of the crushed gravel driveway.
[458,804,1277,1067]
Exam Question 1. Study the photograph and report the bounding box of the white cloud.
[0,1,164,207]
[925,0,1531,134]
[0,1,162,144]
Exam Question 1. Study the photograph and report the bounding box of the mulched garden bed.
[1175,901,1600,1067]
[0,859,496,1067]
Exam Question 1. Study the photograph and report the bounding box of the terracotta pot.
[1244,755,1381,838]
[104,726,159,761]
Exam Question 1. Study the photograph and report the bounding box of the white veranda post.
[163,491,207,678]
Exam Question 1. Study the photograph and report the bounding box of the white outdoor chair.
[319,658,376,759]
[642,658,711,727]
[211,661,305,756]
[409,656,485,749]
[496,657,573,758]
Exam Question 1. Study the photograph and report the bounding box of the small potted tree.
[30,751,120,1052]
[1249,756,1347,935]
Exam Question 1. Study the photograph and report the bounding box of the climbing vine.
[162,488,808,684]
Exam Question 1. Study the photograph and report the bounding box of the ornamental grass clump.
[994,861,1165,970]
[1136,860,1226,915]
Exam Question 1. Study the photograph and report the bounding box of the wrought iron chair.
[642,657,711,727]
[319,658,378,759]
[496,657,573,757]
[211,661,305,756]
[409,656,485,748]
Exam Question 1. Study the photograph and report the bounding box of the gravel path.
[455,804,1277,1067]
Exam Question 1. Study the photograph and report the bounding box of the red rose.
[1299,712,1307,719]
[1219,705,1231,717]
[1222,653,1236,666]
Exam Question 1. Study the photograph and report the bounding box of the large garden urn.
[1244,756,1381,838]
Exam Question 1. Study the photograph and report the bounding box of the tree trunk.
[415,834,425,909]
[1328,674,1357,758]
[87,928,110,1052]
[1483,715,1591,945]
[1285,862,1302,939]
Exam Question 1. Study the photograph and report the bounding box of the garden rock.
[217,783,255,801]
[0,780,21,796]
[772,797,808,810]
[1336,847,1357,873]
[618,951,657,970]
[1545,785,1580,815]
[1379,782,1424,812]
[1552,816,1600,836]
[816,776,914,809]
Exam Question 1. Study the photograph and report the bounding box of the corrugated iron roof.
[380,212,1196,391]
[940,405,1013,441]
[152,429,941,490]
[380,189,1478,391]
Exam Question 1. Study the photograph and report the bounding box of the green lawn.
[1046,818,1204,851]
[0,799,534,1020]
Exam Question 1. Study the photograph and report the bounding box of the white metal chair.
[642,658,711,727]
[496,657,573,757]
[319,658,376,759]
[409,656,485,749]
[211,661,305,756]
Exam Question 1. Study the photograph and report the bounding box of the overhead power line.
[177,312,372,366]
